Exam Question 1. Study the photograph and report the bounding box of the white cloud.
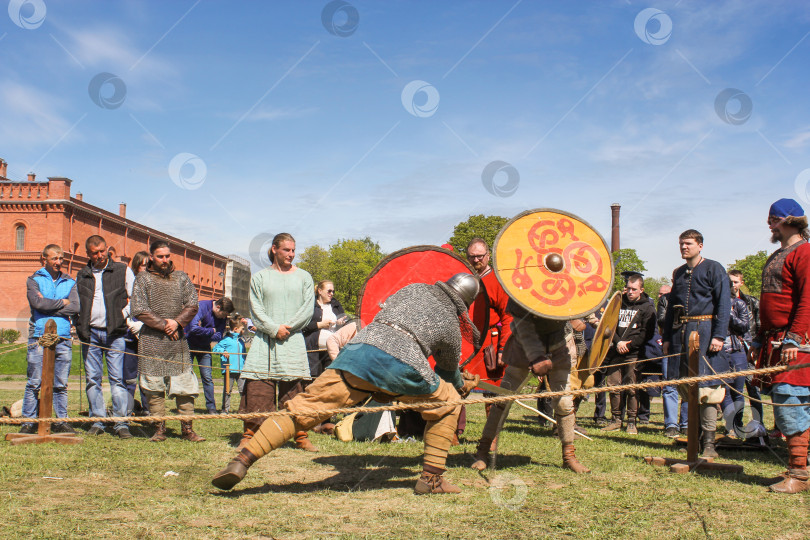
[784,128,810,149]
[0,82,76,147]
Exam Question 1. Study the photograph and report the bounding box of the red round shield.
[357,245,489,373]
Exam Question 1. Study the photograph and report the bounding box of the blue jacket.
[213,332,246,374]
[186,300,226,351]
[28,268,79,338]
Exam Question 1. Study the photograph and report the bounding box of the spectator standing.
[75,235,135,438]
[131,240,203,442]
[20,244,79,434]
[719,279,759,436]
[187,297,235,414]
[657,284,687,437]
[238,233,316,451]
[123,251,149,414]
[601,275,656,434]
[213,315,247,413]
[662,230,730,458]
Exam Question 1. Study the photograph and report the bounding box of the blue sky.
[2,0,809,278]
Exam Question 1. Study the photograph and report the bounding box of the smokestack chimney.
[75,192,83,201]
[0,159,7,178]
[119,203,126,218]
[610,203,621,253]
[27,172,36,182]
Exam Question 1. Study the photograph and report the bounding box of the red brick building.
[0,158,249,338]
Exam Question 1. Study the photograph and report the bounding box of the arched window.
[15,225,25,251]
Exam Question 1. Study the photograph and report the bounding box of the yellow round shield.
[492,209,614,320]
[570,291,621,390]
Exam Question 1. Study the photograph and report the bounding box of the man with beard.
[131,240,203,442]
[752,198,810,493]
[212,273,481,494]
[662,230,730,458]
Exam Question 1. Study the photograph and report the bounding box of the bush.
[2,329,21,344]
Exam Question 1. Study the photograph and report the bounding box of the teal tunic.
[241,267,314,381]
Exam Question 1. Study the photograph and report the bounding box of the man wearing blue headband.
[751,198,810,494]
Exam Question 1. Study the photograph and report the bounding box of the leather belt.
[680,314,714,323]
[378,321,418,341]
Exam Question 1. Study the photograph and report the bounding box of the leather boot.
[150,422,167,442]
[562,443,591,474]
[700,430,719,459]
[147,393,167,442]
[294,431,318,452]
[768,469,810,494]
[414,465,461,494]
[237,428,255,451]
[471,437,492,471]
[181,421,206,442]
[211,448,258,490]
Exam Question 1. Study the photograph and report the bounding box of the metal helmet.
[445,273,480,307]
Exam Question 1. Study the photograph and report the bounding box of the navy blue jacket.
[662,259,730,344]
[187,300,227,351]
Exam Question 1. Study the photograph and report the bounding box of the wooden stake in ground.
[644,330,742,474]
[5,320,83,446]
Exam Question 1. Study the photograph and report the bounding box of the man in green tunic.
[237,233,317,451]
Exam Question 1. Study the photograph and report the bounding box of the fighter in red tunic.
[753,198,810,494]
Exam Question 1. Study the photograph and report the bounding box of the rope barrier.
[702,355,809,408]
[0,343,29,356]
[574,352,681,373]
[67,338,320,379]
[2,361,807,426]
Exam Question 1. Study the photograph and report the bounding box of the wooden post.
[686,331,700,462]
[224,358,230,411]
[5,320,83,445]
[644,330,742,474]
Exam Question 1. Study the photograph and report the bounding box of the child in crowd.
[213,315,247,414]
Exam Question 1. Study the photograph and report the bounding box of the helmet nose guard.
[445,273,480,307]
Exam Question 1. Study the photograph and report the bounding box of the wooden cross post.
[644,330,742,473]
[5,320,83,445]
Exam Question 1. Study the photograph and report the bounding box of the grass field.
[0,372,807,539]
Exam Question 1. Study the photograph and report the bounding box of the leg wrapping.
[423,410,459,472]
[245,415,297,459]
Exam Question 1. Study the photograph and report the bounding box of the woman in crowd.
[123,251,149,414]
[303,280,346,379]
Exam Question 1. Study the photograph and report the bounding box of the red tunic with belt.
[757,239,810,387]
[468,268,513,380]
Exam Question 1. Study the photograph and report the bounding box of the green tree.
[327,237,385,315]
[611,248,647,293]
[448,214,509,254]
[298,245,330,285]
[729,250,768,296]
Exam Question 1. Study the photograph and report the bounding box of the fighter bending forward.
[212,274,481,494]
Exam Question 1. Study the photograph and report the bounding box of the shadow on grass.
[626,453,783,487]
[211,451,535,497]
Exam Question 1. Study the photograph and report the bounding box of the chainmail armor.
[351,283,464,386]
[131,268,198,377]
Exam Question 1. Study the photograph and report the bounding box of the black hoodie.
[612,292,657,357]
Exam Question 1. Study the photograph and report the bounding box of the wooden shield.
[492,209,614,320]
[356,245,488,368]
[570,291,621,390]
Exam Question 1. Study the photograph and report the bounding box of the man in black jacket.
[602,275,656,434]
[75,235,135,438]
